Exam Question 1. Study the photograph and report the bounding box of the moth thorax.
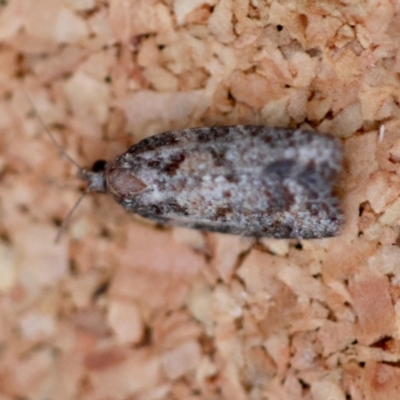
[106,168,147,197]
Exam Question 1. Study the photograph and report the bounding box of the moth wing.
[106,126,343,238]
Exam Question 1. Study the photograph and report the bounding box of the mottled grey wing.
[105,126,343,238]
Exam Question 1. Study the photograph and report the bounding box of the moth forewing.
[82,126,343,239]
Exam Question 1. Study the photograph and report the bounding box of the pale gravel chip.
[0,242,16,291]
[108,299,144,344]
[118,90,208,134]
[55,8,89,43]
[64,71,110,124]
[173,0,216,25]
[161,340,202,379]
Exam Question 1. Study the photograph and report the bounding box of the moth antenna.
[22,90,82,169]
[55,191,86,243]
[22,90,88,241]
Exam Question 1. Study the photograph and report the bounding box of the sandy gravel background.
[1,1,400,399]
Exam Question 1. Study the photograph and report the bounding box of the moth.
[77,125,343,239]
[24,90,343,239]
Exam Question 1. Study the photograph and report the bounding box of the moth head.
[77,159,108,193]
